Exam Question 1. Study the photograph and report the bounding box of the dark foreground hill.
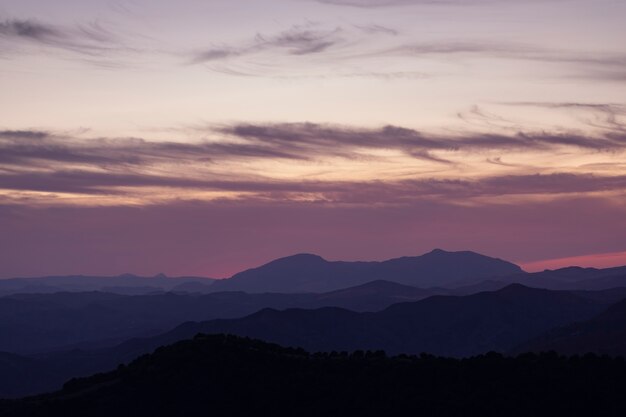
[2,334,626,417]
[518,298,626,356]
[211,249,522,292]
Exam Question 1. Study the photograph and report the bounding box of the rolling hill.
[517,298,626,356]
[3,334,626,417]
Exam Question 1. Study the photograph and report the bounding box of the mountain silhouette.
[496,266,626,290]
[517,297,626,356]
[0,274,215,297]
[176,284,603,357]
[210,249,523,293]
[4,334,626,417]
[0,285,621,398]
[0,281,445,355]
[14,284,603,394]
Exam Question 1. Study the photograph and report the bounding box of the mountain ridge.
[211,249,523,293]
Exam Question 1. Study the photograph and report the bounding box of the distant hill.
[16,284,603,393]
[517,297,626,356]
[0,281,444,354]
[499,266,626,290]
[0,274,216,297]
[210,249,523,293]
[3,335,626,417]
[456,266,626,293]
[171,284,604,357]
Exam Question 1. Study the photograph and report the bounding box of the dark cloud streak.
[1,168,625,204]
[191,25,343,64]
[2,120,626,174]
[0,18,125,59]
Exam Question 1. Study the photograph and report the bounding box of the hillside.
[2,334,626,417]
[518,298,626,356]
[0,281,443,354]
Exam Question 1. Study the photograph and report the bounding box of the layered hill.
[0,281,445,354]
[0,274,215,297]
[0,285,621,398]
[518,298,626,356]
[159,284,603,357]
[3,335,626,417]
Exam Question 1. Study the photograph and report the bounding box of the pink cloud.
[521,251,626,272]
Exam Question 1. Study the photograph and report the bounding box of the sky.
[1,0,625,278]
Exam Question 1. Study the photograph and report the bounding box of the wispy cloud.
[312,0,569,7]
[189,22,626,81]
[314,0,443,7]
[2,117,625,175]
[217,121,626,155]
[499,102,626,132]
[0,18,121,56]
[1,166,625,205]
[191,23,343,64]
[2,118,626,203]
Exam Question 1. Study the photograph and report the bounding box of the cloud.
[2,119,626,175]
[0,18,130,64]
[0,129,306,169]
[0,129,50,140]
[2,120,625,205]
[313,0,570,7]
[353,24,399,36]
[314,0,444,6]
[191,24,343,64]
[190,23,626,81]
[499,102,626,132]
[1,161,626,204]
[218,121,626,154]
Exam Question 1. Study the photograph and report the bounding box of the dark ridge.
[517,297,626,356]
[3,334,626,417]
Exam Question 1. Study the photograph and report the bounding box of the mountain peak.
[496,283,534,293]
[283,253,325,260]
[428,248,448,254]
[269,253,327,265]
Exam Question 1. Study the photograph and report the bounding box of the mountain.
[210,249,523,293]
[0,281,445,354]
[3,335,626,417]
[517,298,626,356]
[0,285,617,398]
[0,274,216,297]
[175,284,604,357]
[309,280,449,311]
[456,266,626,293]
[498,266,626,290]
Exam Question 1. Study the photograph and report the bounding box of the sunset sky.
[1,0,625,278]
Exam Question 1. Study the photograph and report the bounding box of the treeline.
[2,334,626,417]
